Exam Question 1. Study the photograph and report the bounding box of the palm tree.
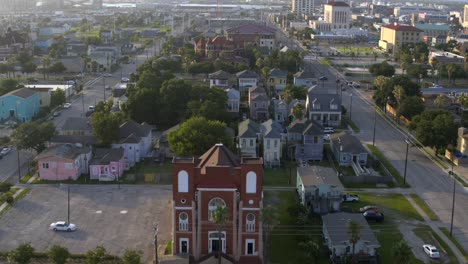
[347,220,361,256]
[41,56,51,80]
[392,85,406,106]
[456,94,468,107]
[299,238,320,264]
[292,103,305,120]
[446,63,457,85]
[434,95,447,109]
[261,205,279,263]
[211,206,228,264]
[392,239,412,264]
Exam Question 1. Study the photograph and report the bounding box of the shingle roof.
[35,144,90,160]
[297,166,343,188]
[322,213,380,246]
[307,90,342,113]
[209,70,233,80]
[382,24,423,32]
[226,24,276,35]
[236,70,258,78]
[90,148,124,165]
[49,135,97,145]
[119,120,152,138]
[330,132,367,154]
[288,119,322,135]
[239,119,260,138]
[325,1,350,7]
[269,68,288,78]
[261,119,282,139]
[61,117,90,132]
[226,89,240,100]
[251,93,269,102]
[249,86,265,94]
[2,88,36,99]
[197,143,240,174]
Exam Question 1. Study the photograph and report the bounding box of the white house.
[260,119,282,168]
[226,88,240,113]
[238,119,260,158]
[236,70,258,91]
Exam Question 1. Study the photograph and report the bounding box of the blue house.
[287,119,324,162]
[0,88,39,125]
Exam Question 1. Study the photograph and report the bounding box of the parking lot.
[0,185,172,262]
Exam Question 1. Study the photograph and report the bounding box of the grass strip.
[164,240,172,255]
[343,116,360,133]
[367,144,409,187]
[439,227,468,262]
[414,225,458,263]
[0,188,30,217]
[409,194,438,221]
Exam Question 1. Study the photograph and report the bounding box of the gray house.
[236,70,258,91]
[249,86,269,121]
[209,70,234,88]
[238,119,260,158]
[322,213,380,263]
[294,71,317,87]
[287,119,323,162]
[330,132,368,168]
[260,119,283,168]
[306,86,342,127]
[296,166,343,214]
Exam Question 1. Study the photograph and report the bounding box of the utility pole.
[67,185,70,224]
[153,225,159,264]
[372,108,377,146]
[449,159,456,236]
[103,76,106,101]
[16,147,21,182]
[81,92,85,117]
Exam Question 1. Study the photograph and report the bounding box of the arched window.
[178,170,188,193]
[246,213,255,232]
[208,197,226,221]
[246,171,257,194]
[179,212,188,231]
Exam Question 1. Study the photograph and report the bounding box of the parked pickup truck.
[342,194,359,202]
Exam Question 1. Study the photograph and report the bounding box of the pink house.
[89,148,125,181]
[35,144,91,181]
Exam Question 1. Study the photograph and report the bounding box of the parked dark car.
[359,205,380,213]
[319,76,328,81]
[363,210,384,222]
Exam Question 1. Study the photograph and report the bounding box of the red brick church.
[172,143,263,263]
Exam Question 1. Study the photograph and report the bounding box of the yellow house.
[268,68,288,95]
[457,127,468,155]
[379,24,423,54]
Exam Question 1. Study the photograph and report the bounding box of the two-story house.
[238,119,260,158]
[330,132,369,175]
[89,148,125,181]
[236,70,258,91]
[294,71,317,87]
[296,166,344,214]
[287,119,324,162]
[87,45,121,72]
[268,68,288,95]
[209,70,234,89]
[0,88,39,125]
[111,120,153,169]
[260,119,283,168]
[35,143,91,181]
[322,213,380,262]
[61,117,92,136]
[306,86,342,127]
[226,88,240,114]
[248,86,269,121]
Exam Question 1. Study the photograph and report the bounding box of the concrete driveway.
[0,185,172,262]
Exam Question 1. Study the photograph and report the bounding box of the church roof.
[197,144,240,173]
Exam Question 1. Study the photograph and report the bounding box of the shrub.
[48,245,71,264]
[7,242,35,264]
[122,249,142,264]
[86,245,107,264]
[0,182,12,193]
[6,194,14,204]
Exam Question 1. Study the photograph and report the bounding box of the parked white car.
[342,194,359,202]
[63,103,72,109]
[50,221,77,232]
[423,244,440,259]
[0,147,11,156]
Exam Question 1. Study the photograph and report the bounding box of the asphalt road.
[0,185,172,262]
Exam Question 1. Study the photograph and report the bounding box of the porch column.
[192,200,197,256]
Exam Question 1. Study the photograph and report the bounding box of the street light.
[60,183,71,224]
[403,137,411,186]
[103,75,106,101]
[349,94,353,120]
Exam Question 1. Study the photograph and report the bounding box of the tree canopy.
[12,121,56,153]
[50,89,66,108]
[281,84,307,104]
[168,116,234,156]
[396,96,425,120]
[368,61,395,77]
[91,101,121,146]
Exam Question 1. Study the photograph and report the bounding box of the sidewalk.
[405,194,467,264]
[0,187,27,213]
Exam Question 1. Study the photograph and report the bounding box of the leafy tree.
[406,64,427,79]
[410,110,457,154]
[122,249,142,264]
[168,116,234,156]
[368,61,395,77]
[434,95,448,109]
[187,62,214,74]
[187,86,230,123]
[123,88,160,124]
[299,238,320,264]
[91,112,120,146]
[261,205,279,263]
[392,239,412,264]
[7,242,34,264]
[292,103,305,120]
[347,220,361,256]
[82,36,102,46]
[281,84,307,105]
[12,121,56,153]
[0,78,19,96]
[159,79,193,125]
[392,85,406,106]
[48,245,70,264]
[50,89,66,108]
[211,206,228,264]
[397,96,425,120]
[21,61,37,76]
[85,245,107,264]
[49,62,66,75]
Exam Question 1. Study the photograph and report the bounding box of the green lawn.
[413,225,458,263]
[367,144,409,187]
[373,226,424,264]
[263,166,294,187]
[342,116,360,133]
[439,227,468,262]
[409,194,437,221]
[342,193,423,221]
[335,47,374,54]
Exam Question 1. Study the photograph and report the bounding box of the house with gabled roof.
[0,88,39,125]
[330,132,368,167]
[226,88,240,113]
[111,120,153,169]
[208,70,234,88]
[236,70,258,91]
[294,71,318,87]
[248,86,269,121]
[61,117,92,136]
[260,119,283,168]
[306,86,342,127]
[268,68,288,94]
[287,119,324,161]
[238,119,260,158]
[89,148,125,181]
[171,144,263,263]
